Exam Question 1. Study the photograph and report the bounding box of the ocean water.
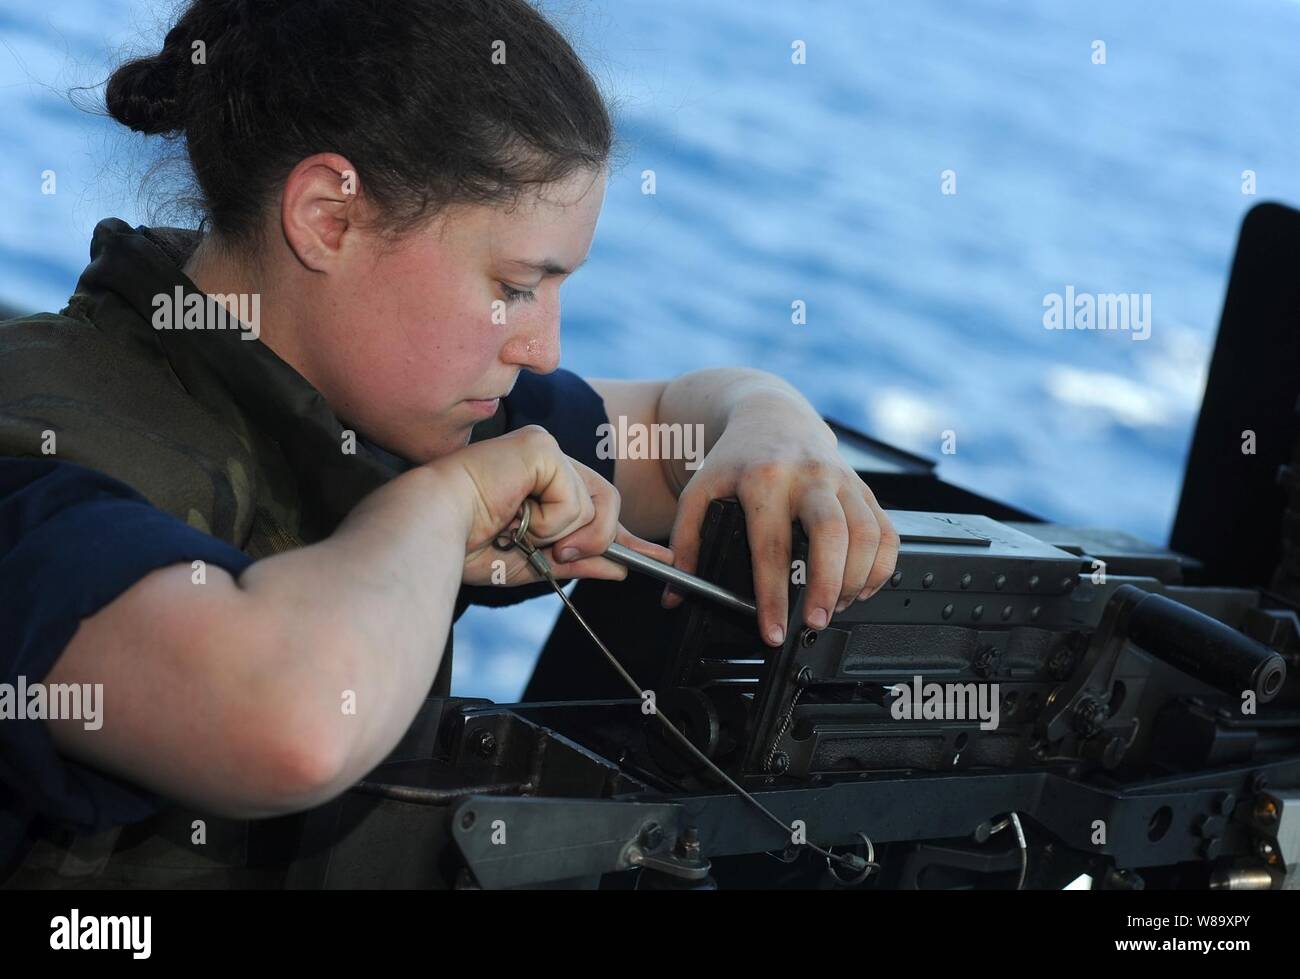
[2,0,1298,701]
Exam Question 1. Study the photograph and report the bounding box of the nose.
[501,295,561,374]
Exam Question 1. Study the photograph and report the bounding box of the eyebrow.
[507,256,588,276]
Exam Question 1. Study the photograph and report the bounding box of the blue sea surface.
[2,0,1298,701]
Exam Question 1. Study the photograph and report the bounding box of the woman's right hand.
[427,425,673,587]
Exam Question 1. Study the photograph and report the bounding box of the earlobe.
[280,153,359,273]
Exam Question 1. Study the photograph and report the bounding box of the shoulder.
[0,312,256,543]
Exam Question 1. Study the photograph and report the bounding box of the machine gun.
[276,483,1300,890]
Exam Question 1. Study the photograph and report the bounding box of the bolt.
[799,628,818,648]
[1073,696,1108,738]
[971,604,984,621]
[890,571,902,587]
[994,574,1007,591]
[941,603,954,620]
[769,751,790,774]
[1251,773,1270,794]
[960,573,972,590]
[1028,575,1039,590]
[1047,647,1074,680]
[473,729,498,758]
[1255,798,1279,823]
[676,826,702,861]
[638,822,665,851]
[922,572,935,589]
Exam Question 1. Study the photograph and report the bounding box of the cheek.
[354,269,502,405]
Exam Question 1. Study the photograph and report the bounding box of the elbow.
[216,648,363,817]
[249,721,354,814]
[209,711,354,818]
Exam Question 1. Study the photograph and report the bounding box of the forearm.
[656,368,835,494]
[234,464,472,804]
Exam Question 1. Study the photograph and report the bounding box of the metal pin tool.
[604,541,757,617]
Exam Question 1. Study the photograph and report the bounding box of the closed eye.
[500,283,537,304]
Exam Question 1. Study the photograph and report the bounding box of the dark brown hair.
[105,0,613,242]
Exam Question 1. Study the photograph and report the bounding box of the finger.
[549,462,621,563]
[527,455,596,546]
[612,524,675,566]
[836,486,878,610]
[662,482,712,609]
[548,525,672,579]
[795,487,849,630]
[737,479,793,647]
[858,484,900,600]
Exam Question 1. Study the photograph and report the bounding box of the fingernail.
[810,607,829,629]
[767,626,785,646]
[835,600,849,614]
[556,547,578,563]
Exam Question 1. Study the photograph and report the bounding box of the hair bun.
[105,52,184,135]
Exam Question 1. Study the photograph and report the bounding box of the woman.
[0,0,897,881]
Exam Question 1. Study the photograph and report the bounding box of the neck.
[182,234,309,375]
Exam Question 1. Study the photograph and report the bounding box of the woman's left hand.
[663,398,899,647]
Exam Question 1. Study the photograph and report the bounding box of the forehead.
[435,167,607,266]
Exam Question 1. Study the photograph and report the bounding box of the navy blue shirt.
[0,367,611,877]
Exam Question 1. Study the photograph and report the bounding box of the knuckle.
[800,458,826,479]
[880,523,901,553]
[851,511,881,544]
[745,459,786,484]
[520,424,558,450]
[762,538,791,565]
[813,518,850,548]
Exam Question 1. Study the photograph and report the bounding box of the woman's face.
[292,167,607,462]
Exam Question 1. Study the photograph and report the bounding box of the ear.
[280,153,362,273]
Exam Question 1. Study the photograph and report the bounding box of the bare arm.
[43,426,671,819]
[45,463,471,819]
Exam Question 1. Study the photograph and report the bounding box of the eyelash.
[500,283,537,304]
